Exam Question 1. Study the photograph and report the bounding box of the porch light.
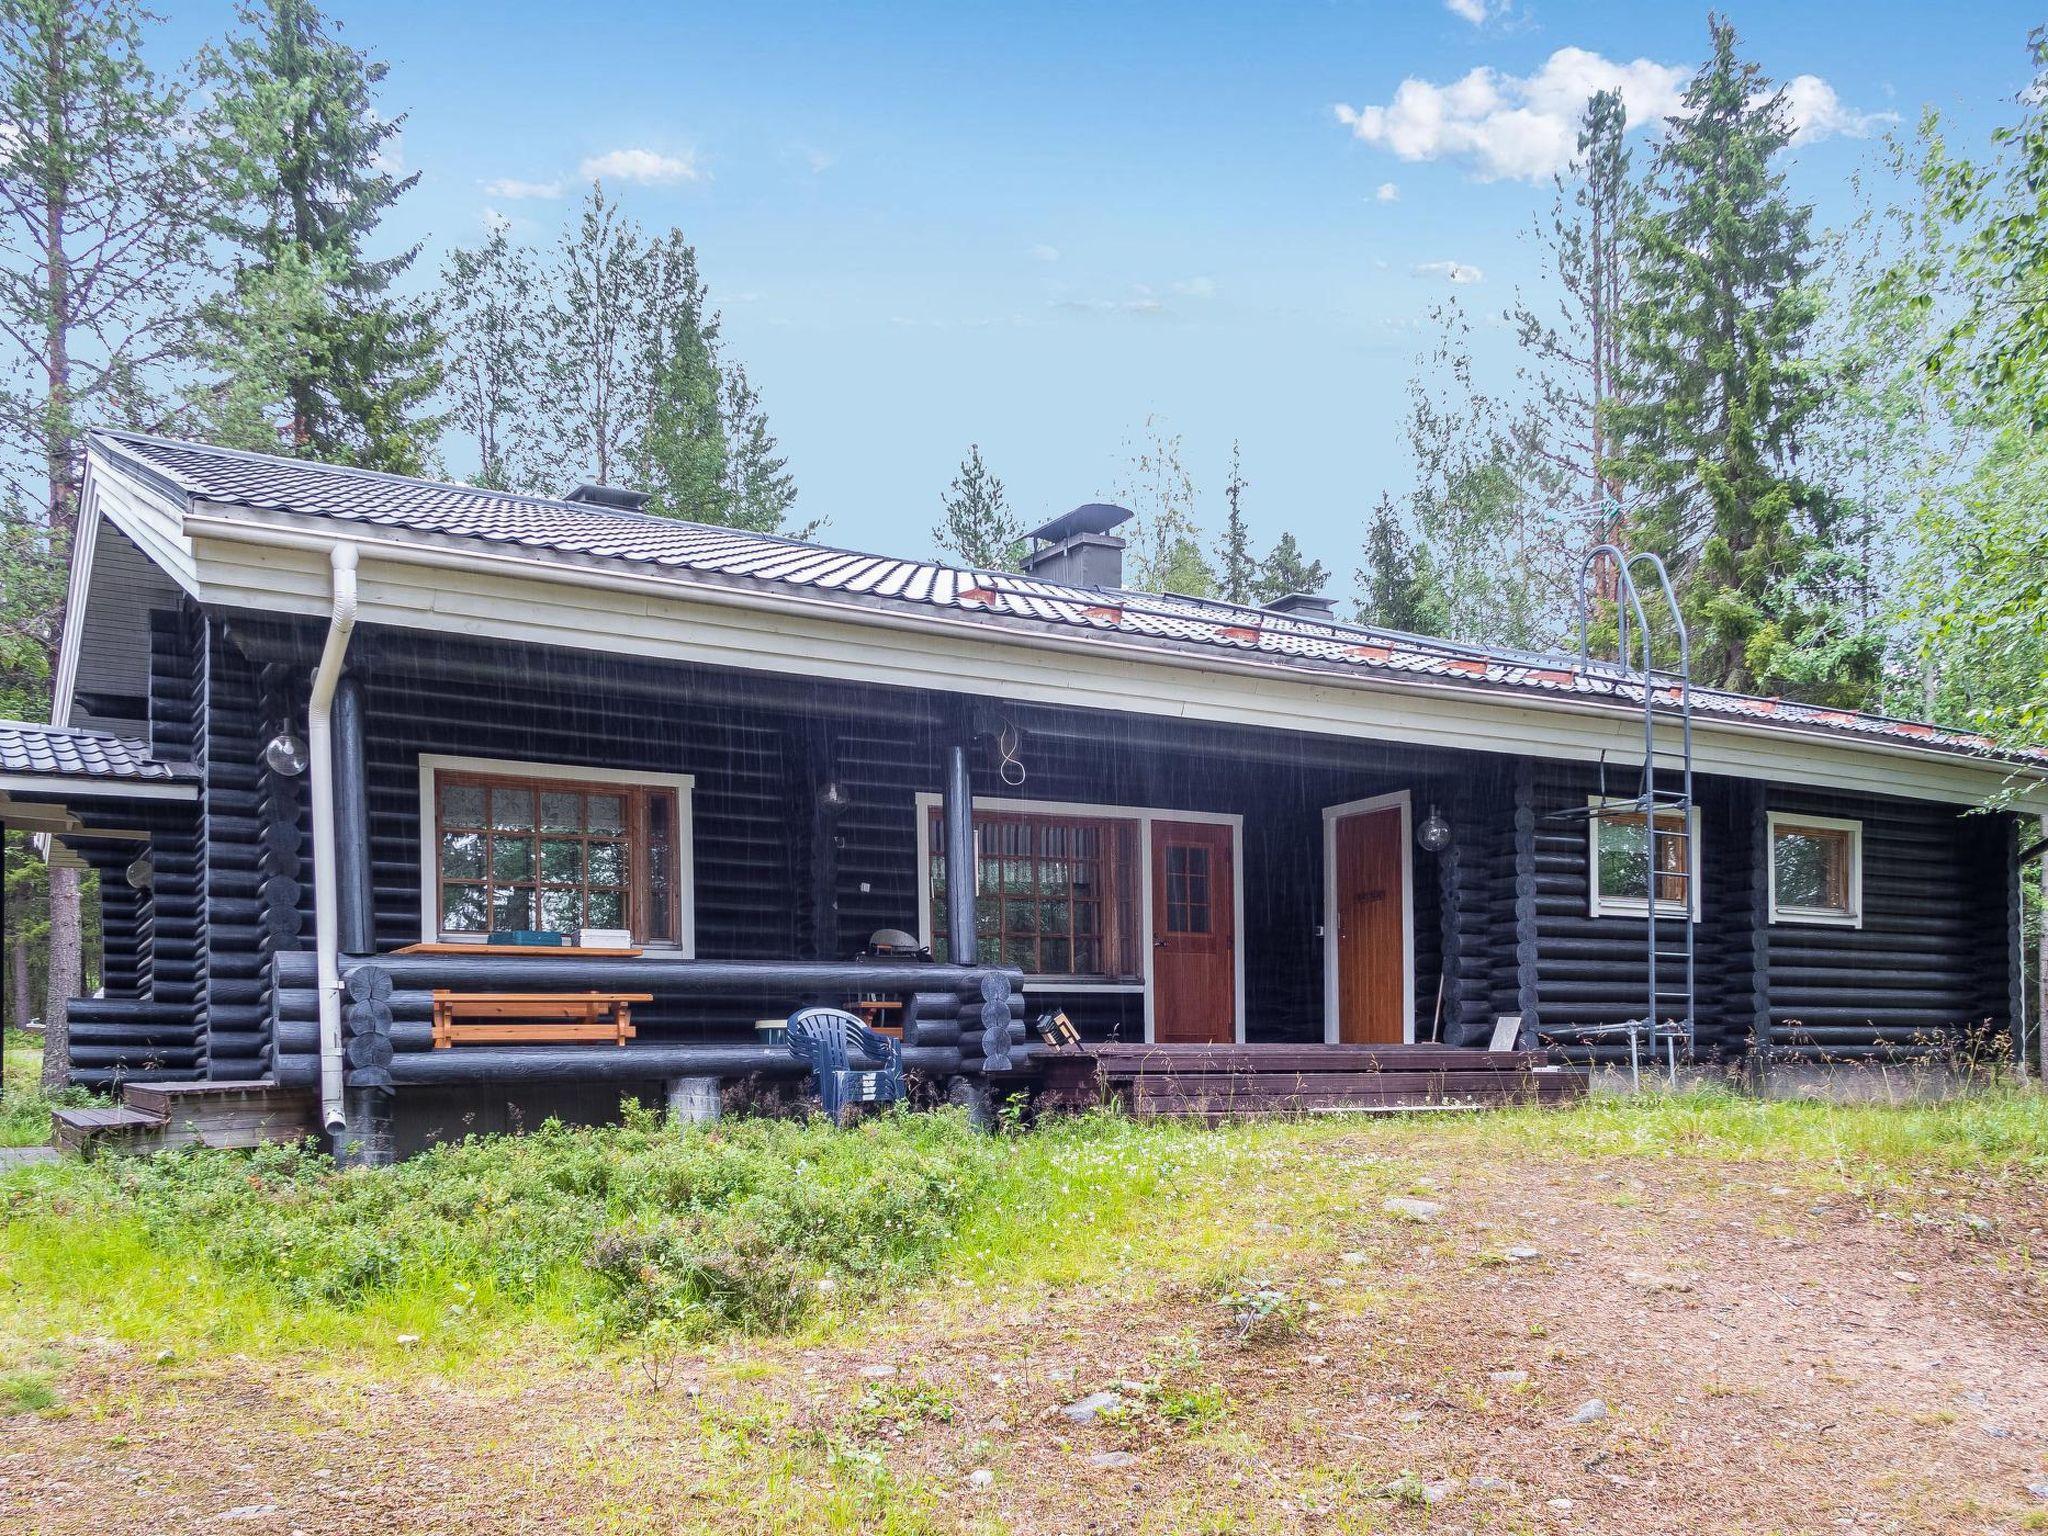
[1416,805,1451,853]
[123,856,155,891]
[817,779,850,814]
[262,730,308,777]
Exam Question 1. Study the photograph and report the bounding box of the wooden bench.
[430,991,652,1049]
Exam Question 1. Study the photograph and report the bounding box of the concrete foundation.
[666,1075,722,1125]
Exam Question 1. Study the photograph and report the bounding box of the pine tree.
[1357,492,1450,634]
[442,222,545,492]
[716,361,800,534]
[1606,15,1865,699]
[200,0,439,471]
[1251,532,1330,606]
[1214,442,1254,603]
[933,444,1024,569]
[1,0,212,1087]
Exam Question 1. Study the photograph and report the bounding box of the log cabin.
[5,430,2040,1160]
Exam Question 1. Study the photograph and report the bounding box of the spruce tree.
[1357,493,1450,634]
[715,361,800,534]
[1214,442,1254,603]
[1251,532,1330,605]
[200,0,438,471]
[933,444,1024,569]
[1606,15,1859,698]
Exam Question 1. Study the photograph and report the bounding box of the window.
[1587,797,1699,919]
[1768,812,1862,927]
[418,756,693,948]
[927,807,1141,979]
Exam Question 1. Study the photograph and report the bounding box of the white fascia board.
[0,773,196,801]
[181,508,2039,809]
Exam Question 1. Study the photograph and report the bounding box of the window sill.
[1588,902,1700,923]
[1769,907,1861,929]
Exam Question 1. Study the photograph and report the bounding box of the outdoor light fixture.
[262,730,308,777]
[1416,804,1452,853]
[817,779,850,815]
[123,856,155,891]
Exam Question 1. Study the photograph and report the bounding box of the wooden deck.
[52,1080,317,1156]
[1083,1043,1585,1120]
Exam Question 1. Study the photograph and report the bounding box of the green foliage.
[932,443,1024,570]
[1355,492,1449,634]
[440,221,545,491]
[197,0,440,471]
[1214,442,1254,604]
[1606,16,1872,704]
[1250,531,1330,607]
[1115,415,1218,597]
[1,1371,57,1414]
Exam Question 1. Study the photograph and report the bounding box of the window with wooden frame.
[1587,796,1700,920]
[927,807,1142,980]
[421,757,692,948]
[1767,812,1862,928]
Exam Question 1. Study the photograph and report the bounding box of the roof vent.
[563,482,651,513]
[1263,592,1338,619]
[1020,502,1132,589]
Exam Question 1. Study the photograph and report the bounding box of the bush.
[4,1109,1007,1339]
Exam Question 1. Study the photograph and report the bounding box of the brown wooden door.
[1151,820,1236,1043]
[1333,806,1406,1045]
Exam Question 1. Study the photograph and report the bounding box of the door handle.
[1154,936,1166,948]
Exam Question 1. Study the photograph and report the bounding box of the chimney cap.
[1027,502,1133,546]
[564,482,652,513]
[1263,592,1339,619]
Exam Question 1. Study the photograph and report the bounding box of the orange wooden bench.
[430,991,653,1049]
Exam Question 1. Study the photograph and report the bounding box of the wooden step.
[50,1104,163,1156]
[48,1080,318,1157]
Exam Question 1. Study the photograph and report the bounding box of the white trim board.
[912,790,1246,1045]
[415,753,696,952]
[160,504,2038,808]
[1321,791,1417,1046]
[1766,809,1865,929]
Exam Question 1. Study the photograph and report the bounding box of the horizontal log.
[280,953,1023,997]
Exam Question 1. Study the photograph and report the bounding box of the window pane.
[540,791,583,831]
[1776,826,1849,911]
[539,888,580,931]
[442,883,487,931]
[540,837,583,883]
[441,783,485,827]
[491,786,533,831]
[491,886,532,930]
[1597,817,1649,900]
[441,831,484,879]
[589,794,625,834]
[587,840,625,884]
[586,889,623,928]
[493,837,534,882]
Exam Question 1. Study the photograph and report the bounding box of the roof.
[87,429,2039,769]
[0,720,193,784]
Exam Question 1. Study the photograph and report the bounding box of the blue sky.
[166,2,2044,584]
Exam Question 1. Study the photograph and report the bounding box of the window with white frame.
[1767,811,1862,927]
[1587,796,1700,919]
[417,755,693,948]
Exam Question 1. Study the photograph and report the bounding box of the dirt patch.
[4,1135,2046,1535]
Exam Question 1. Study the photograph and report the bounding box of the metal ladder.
[1573,543,1697,1089]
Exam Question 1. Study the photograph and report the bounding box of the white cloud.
[1445,0,1514,24]
[484,176,563,199]
[803,147,835,173]
[579,147,702,185]
[370,132,405,178]
[1414,259,1484,284]
[1336,47,1892,182]
[1028,243,1061,263]
[1374,181,1400,203]
[1337,47,1689,182]
[1782,74,1898,143]
[1171,276,1216,298]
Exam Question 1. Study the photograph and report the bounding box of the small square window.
[1587,797,1698,920]
[1768,813,1862,927]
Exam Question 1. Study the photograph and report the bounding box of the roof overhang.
[162,501,2042,808]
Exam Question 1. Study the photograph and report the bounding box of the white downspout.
[309,543,360,1133]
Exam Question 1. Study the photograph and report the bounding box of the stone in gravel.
[1504,1245,1541,1262]
[1422,1479,1458,1504]
[1569,1398,1609,1424]
[2028,1480,2048,1499]
[967,1469,993,1489]
[1469,1475,1515,1493]
[1383,1197,1442,1222]
[214,1507,278,1522]
[859,1364,897,1378]
[1624,1270,1692,1292]
[1396,1410,1425,1423]
[1548,1497,1575,1511]
[1060,1390,1124,1424]
[1488,1370,1529,1385]
[1090,1452,1136,1470]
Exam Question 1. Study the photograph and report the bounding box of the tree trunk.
[9,934,30,1035]
[41,863,81,1093]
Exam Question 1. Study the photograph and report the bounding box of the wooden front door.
[1150,820,1236,1043]
[1333,805,1407,1044]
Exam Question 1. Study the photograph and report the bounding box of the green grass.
[1,1027,111,1148]
[1,1088,2041,1374]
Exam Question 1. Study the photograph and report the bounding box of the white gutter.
[308,543,359,1133]
[182,511,2046,794]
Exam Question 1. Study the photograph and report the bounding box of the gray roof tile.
[0,720,193,783]
[90,429,2033,766]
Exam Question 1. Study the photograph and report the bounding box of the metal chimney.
[1262,592,1339,619]
[563,483,652,513]
[1019,503,1132,588]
